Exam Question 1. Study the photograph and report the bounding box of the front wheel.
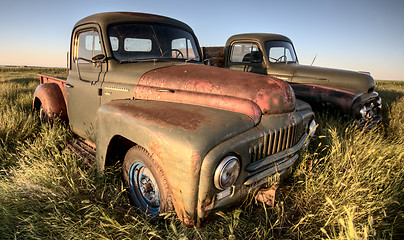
[122,146,172,215]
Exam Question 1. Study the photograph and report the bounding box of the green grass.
[0,67,403,239]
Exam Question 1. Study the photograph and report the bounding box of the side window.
[75,30,102,63]
[172,38,196,59]
[110,37,119,51]
[230,43,261,63]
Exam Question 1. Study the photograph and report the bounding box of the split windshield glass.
[108,23,201,62]
[265,41,297,63]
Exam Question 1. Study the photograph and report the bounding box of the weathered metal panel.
[290,82,355,110]
[134,64,296,118]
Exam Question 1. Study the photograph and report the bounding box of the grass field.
[0,67,403,239]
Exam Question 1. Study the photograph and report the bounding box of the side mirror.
[92,54,106,67]
[92,54,106,62]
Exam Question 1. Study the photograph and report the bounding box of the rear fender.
[33,83,68,121]
[95,99,255,226]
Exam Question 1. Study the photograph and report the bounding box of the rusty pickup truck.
[33,13,316,227]
[203,33,382,129]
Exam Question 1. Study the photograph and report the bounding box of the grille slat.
[277,128,283,153]
[249,120,304,163]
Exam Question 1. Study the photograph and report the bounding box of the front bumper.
[353,92,382,130]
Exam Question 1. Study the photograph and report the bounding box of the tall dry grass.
[0,68,403,239]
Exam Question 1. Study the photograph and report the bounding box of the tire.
[39,105,50,124]
[122,146,172,215]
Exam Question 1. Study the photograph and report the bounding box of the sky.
[0,0,403,80]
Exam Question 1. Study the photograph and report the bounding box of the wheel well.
[105,135,136,167]
[33,97,41,110]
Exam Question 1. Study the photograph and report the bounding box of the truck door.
[66,27,106,142]
[227,42,266,75]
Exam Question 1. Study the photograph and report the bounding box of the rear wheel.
[122,146,172,215]
[39,105,50,124]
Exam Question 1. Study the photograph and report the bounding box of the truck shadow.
[377,89,404,107]
[377,89,404,127]
[4,77,36,84]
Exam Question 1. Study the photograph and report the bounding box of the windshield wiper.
[119,58,160,63]
[185,57,201,63]
[119,57,200,64]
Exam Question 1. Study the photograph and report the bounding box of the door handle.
[157,89,175,93]
[65,83,74,88]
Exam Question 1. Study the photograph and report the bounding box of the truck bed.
[202,47,225,67]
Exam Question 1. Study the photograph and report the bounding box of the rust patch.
[201,197,215,212]
[190,152,202,174]
[34,82,68,121]
[149,137,165,160]
[255,185,279,207]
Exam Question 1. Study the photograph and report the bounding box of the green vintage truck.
[33,12,316,227]
[203,33,382,129]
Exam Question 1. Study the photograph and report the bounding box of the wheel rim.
[39,107,47,123]
[129,162,160,214]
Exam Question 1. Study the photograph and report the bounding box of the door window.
[74,30,102,63]
[265,41,297,63]
[230,43,261,63]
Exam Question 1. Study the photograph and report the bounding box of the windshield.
[265,41,297,63]
[108,23,201,62]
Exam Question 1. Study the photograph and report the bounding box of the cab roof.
[74,12,195,33]
[226,33,293,45]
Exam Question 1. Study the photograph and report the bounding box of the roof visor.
[133,64,296,124]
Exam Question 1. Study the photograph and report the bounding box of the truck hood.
[269,63,375,94]
[133,64,295,124]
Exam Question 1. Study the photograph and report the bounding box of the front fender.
[95,99,255,226]
[290,82,355,111]
[33,83,67,121]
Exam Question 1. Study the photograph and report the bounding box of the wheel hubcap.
[129,163,160,211]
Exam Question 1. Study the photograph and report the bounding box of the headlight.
[214,156,240,190]
[308,119,317,137]
[359,106,367,119]
[377,97,382,108]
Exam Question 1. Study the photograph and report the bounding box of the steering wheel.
[276,55,287,62]
[269,55,287,62]
[160,49,184,58]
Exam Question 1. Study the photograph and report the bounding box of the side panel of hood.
[133,64,295,124]
[269,63,375,94]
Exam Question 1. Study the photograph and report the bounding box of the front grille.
[249,121,303,162]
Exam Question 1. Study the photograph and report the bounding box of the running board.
[66,137,96,167]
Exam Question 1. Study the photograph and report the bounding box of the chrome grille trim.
[249,120,303,163]
[246,133,307,173]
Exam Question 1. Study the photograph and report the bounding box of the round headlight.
[214,156,240,190]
